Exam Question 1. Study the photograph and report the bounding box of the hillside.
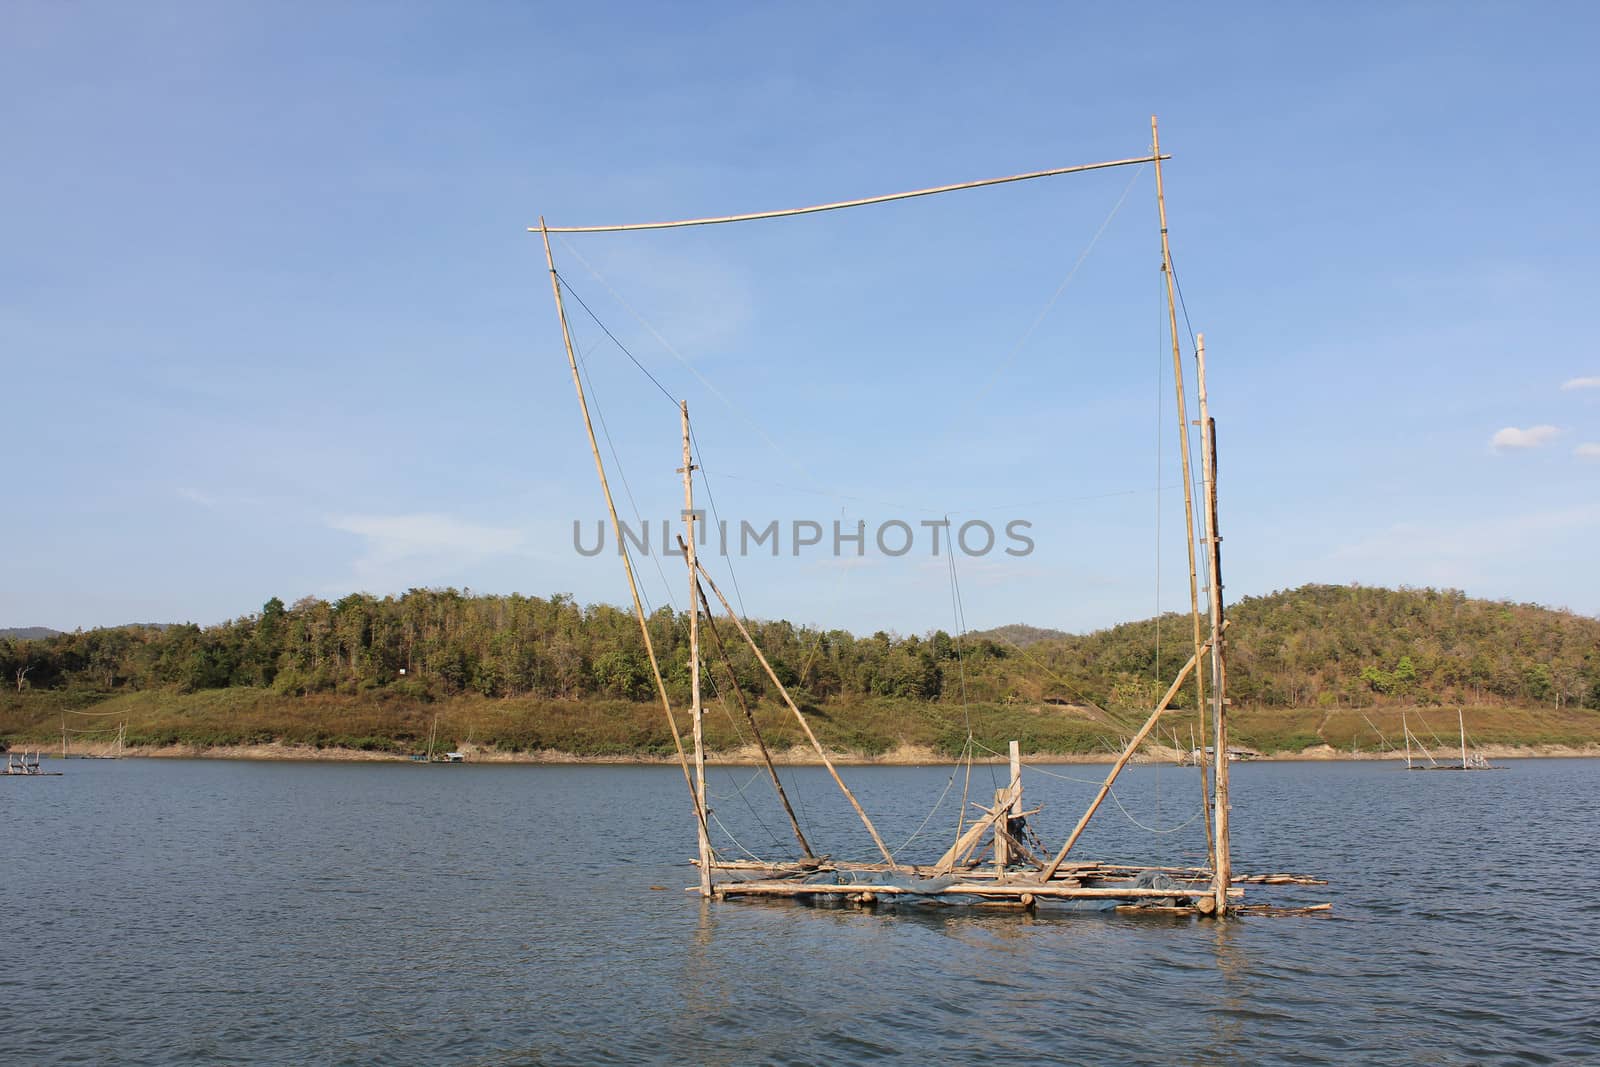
[973,623,1069,649]
[2,584,1597,757]
[1013,584,1600,712]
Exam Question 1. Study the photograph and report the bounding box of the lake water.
[4,756,1598,1064]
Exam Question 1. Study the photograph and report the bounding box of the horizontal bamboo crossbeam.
[717,882,1212,901]
[702,857,1324,886]
[532,155,1165,233]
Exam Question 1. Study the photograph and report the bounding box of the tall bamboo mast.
[681,402,712,897]
[1151,116,1215,863]
[539,218,708,843]
[1196,334,1231,912]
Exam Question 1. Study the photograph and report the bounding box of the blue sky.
[5,2,1598,635]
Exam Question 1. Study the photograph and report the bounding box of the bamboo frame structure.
[537,122,1327,916]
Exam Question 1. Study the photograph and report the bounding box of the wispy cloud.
[1560,377,1600,391]
[328,513,525,578]
[1490,425,1559,450]
[1576,443,1600,461]
[176,486,217,507]
[814,555,878,572]
[175,486,268,511]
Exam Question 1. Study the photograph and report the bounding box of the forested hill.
[3,584,1597,714]
[974,623,1069,649]
[1021,584,1600,712]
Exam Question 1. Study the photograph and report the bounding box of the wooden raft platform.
[695,858,1329,915]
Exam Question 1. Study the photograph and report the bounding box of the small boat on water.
[408,716,465,762]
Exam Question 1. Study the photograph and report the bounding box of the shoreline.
[26,739,1600,765]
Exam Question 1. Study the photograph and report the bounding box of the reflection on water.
[4,758,1598,1064]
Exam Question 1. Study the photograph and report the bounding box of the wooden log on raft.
[1233,902,1333,916]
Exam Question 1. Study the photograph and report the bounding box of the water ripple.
[4,758,1599,1064]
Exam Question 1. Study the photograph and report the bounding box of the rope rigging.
[977,740,1207,837]
[556,235,830,497]
[556,272,678,409]
[961,163,1146,413]
[569,328,679,621]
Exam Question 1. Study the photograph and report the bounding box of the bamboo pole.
[533,154,1167,234]
[1197,335,1231,912]
[1404,712,1412,768]
[681,403,712,898]
[694,575,816,858]
[996,740,1022,872]
[539,219,708,841]
[1459,708,1468,769]
[993,788,1011,871]
[721,882,1216,902]
[693,558,902,870]
[1038,628,1222,881]
[1009,740,1022,819]
[1152,117,1214,865]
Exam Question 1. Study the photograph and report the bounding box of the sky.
[4,1,1598,636]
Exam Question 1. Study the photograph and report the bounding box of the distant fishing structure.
[3,749,61,776]
[1402,709,1499,771]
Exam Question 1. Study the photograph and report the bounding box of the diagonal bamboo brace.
[693,559,902,871]
[691,569,815,859]
[1038,621,1228,882]
[933,782,1021,874]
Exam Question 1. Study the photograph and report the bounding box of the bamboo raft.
[536,118,1330,918]
[688,739,1326,915]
